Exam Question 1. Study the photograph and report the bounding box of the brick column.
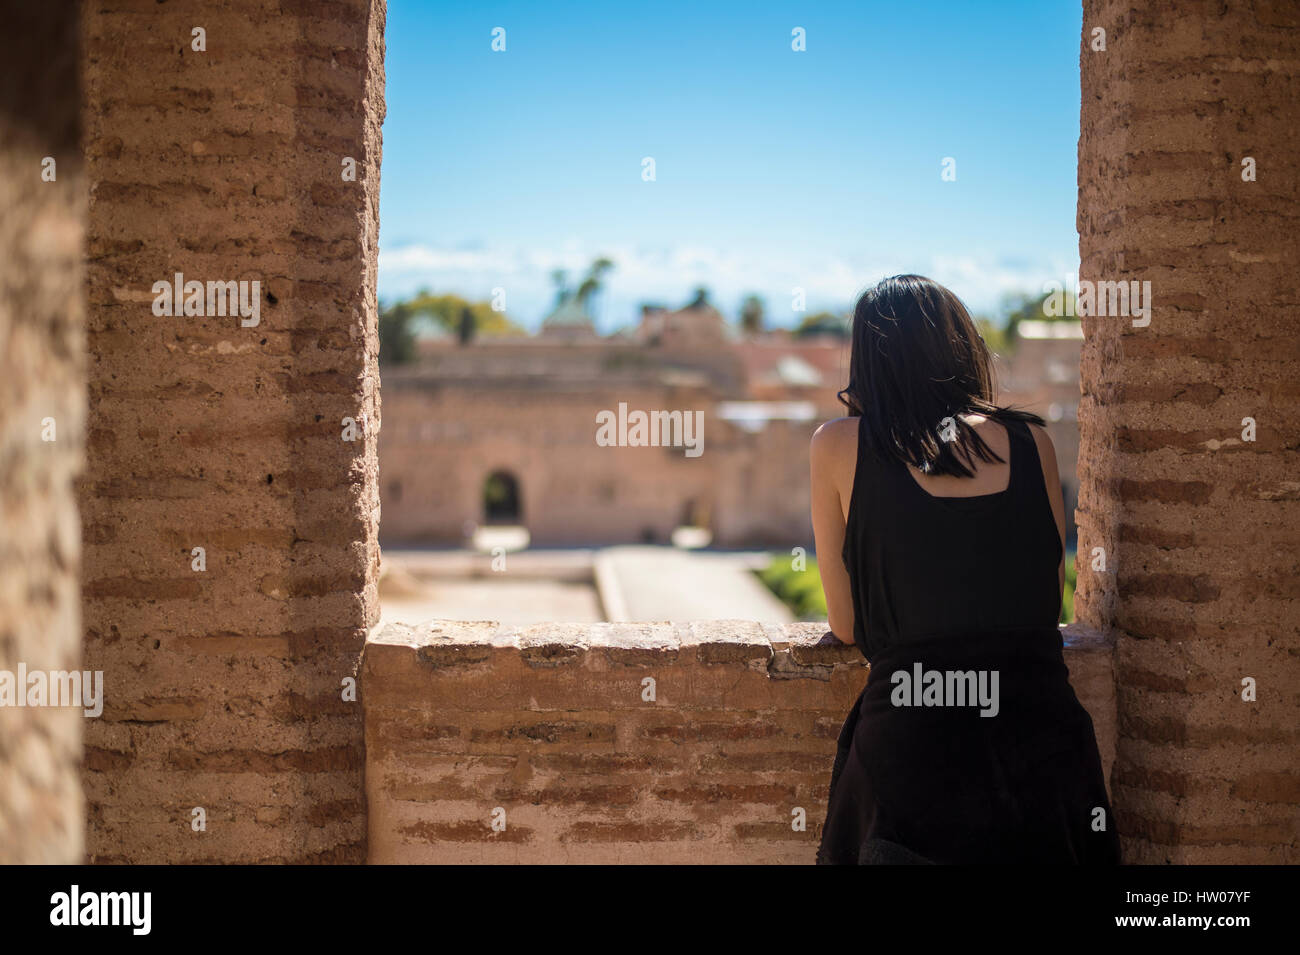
[0,0,85,865]
[80,0,385,862]
[1077,0,1299,862]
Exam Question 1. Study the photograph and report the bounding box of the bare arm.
[1029,424,1068,602]
[810,419,857,645]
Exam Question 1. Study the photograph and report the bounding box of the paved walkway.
[378,545,795,626]
[595,546,794,623]
[378,578,603,628]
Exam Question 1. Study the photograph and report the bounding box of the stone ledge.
[367,620,1115,679]
[366,619,867,680]
[362,618,1119,864]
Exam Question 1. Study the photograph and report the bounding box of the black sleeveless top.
[841,414,1063,661]
[818,414,1120,864]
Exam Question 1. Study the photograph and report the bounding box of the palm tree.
[550,269,570,307]
[740,294,765,335]
[574,257,614,309]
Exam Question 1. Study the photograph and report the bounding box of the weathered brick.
[79,0,385,864]
[1078,0,1299,863]
[0,0,86,864]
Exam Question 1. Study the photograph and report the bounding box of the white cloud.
[378,240,1076,329]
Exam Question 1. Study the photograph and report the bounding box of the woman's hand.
[815,630,853,648]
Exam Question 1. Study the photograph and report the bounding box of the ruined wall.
[363,621,1114,863]
[379,373,819,548]
[27,0,1287,867]
[1077,0,1300,862]
[381,377,718,545]
[79,0,385,862]
[0,0,86,865]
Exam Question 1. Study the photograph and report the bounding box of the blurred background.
[375,0,1086,628]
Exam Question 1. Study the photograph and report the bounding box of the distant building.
[635,299,731,347]
[538,296,600,341]
[380,310,1081,549]
[998,319,1084,546]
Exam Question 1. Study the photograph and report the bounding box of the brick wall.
[0,0,85,865]
[3,0,1290,867]
[79,0,385,862]
[362,621,1115,863]
[1077,0,1300,862]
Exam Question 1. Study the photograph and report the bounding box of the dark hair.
[837,274,1044,478]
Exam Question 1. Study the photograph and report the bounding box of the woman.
[810,274,1119,865]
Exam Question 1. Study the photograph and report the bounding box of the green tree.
[757,554,828,619]
[574,257,614,310]
[549,269,570,308]
[794,310,849,339]
[1001,288,1078,347]
[974,315,1009,354]
[379,290,525,364]
[1060,549,1077,624]
[740,294,765,335]
[404,289,525,338]
[686,286,712,309]
[378,301,416,365]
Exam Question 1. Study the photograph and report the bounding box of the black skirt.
[816,627,1121,865]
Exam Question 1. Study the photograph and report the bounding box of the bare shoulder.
[812,416,858,448]
[811,416,859,507]
[810,416,859,463]
[1026,422,1061,478]
[1025,421,1057,456]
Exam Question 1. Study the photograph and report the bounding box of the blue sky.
[379,0,1082,331]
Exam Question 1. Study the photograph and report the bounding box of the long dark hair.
[837,274,1044,479]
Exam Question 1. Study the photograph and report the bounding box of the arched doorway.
[482,470,522,525]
